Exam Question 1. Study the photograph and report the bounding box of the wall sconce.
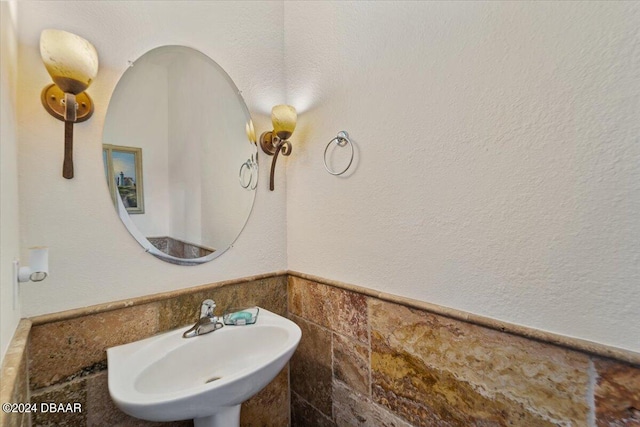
[259,105,297,191]
[40,29,99,179]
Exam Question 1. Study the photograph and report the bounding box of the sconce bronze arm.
[41,85,94,179]
[260,131,292,191]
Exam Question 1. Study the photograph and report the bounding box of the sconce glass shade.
[40,29,98,95]
[246,120,256,144]
[271,104,297,140]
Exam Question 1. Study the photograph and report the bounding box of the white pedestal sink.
[107,308,301,427]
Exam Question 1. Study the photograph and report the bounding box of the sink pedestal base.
[194,405,241,427]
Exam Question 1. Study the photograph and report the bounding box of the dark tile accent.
[291,392,336,427]
[290,314,333,417]
[333,333,370,396]
[241,367,290,427]
[288,276,368,343]
[595,358,640,426]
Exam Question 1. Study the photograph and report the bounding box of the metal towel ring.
[323,131,354,176]
[239,154,258,190]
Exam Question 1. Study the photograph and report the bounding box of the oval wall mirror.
[103,46,258,265]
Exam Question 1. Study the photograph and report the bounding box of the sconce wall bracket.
[259,130,276,155]
[41,84,94,123]
[259,131,291,156]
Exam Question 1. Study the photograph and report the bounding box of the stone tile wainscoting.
[1,272,639,427]
[26,273,290,427]
[287,273,640,427]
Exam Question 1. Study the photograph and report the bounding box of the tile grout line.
[291,390,335,426]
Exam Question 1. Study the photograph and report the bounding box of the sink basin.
[107,308,301,427]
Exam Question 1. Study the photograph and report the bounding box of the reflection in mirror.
[103,145,144,214]
[103,46,258,265]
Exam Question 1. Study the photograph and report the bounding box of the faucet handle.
[200,299,216,318]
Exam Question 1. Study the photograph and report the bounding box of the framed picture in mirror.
[103,144,145,214]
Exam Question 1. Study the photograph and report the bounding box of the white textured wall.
[17,1,287,317]
[285,2,640,352]
[168,60,203,244]
[193,60,259,251]
[12,1,639,355]
[0,0,21,362]
[167,54,256,249]
[103,61,170,237]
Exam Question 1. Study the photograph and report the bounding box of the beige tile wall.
[288,275,640,427]
[2,272,638,427]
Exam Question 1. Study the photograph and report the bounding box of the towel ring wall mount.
[323,131,354,176]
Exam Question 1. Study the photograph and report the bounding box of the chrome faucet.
[183,299,223,338]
